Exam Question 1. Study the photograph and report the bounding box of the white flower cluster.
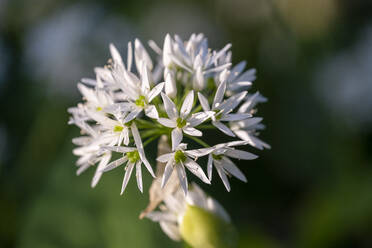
[68,33,269,195]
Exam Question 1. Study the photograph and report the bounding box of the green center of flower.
[96,106,103,111]
[176,117,187,128]
[174,150,186,163]
[135,95,147,107]
[212,154,223,160]
[127,150,140,163]
[114,125,124,132]
[213,110,222,121]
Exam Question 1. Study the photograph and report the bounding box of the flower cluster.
[68,33,269,196]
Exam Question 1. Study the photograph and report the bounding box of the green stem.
[185,135,210,148]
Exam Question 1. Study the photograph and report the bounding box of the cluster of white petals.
[69,33,269,195]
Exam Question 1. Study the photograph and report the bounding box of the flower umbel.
[68,33,269,244]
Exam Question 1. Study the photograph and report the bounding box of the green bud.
[180,205,238,248]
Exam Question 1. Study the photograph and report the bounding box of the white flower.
[152,33,232,90]
[146,183,231,241]
[101,123,155,194]
[198,79,250,137]
[224,61,256,96]
[158,91,211,150]
[229,92,271,150]
[206,141,258,192]
[157,143,211,195]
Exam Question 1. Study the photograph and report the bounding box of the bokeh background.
[1,0,372,247]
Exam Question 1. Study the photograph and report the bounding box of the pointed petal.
[180,90,194,118]
[213,80,226,108]
[121,162,135,194]
[213,121,235,137]
[225,149,258,160]
[220,113,251,121]
[188,112,212,127]
[161,159,175,188]
[184,158,210,184]
[148,82,164,102]
[161,92,178,119]
[127,41,133,71]
[221,157,247,182]
[215,163,231,192]
[197,92,210,111]
[183,126,202,136]
[165,73,177,98]
[91,153,111,188]
[123,108,142,123]
[207,154,213,180]
[145,105,159,119]
[157,153,174,163]
[171,128,183,151]
[136,161,143,193]
[158,118,177,128]
[102,156,128,172]
[177,162,188,195]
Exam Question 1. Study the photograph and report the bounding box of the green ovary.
[174,150,186,163]
[127,150,140,163]
[176,117,187,128]
[212,154,223,161]
[135,95,147,107]
[114,125,124,132]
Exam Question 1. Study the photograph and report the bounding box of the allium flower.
[157,143,211,195]
[158,91,211,151]
[68,33,269,201]
[146,183,236,247]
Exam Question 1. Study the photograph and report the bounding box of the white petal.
[100,146,136,153]
[134,38,153,71]
[161,159,175,188]
[148,40,162,55]
[213,121,235,137]
[158,118,177,128]
[180,90,194,119]
[123,108,142,123]
[161,92,178,119]
[184,159,210,184]
[157,153,174,163]
[171,128,183,151]
[193,66,204,90]
[183,126,202,136]
[177,162,188,195]
[207,154,213,180]
[127,41,133,71]
[225,149,258,160]
[185,147,214,158]
[159,222,181,241]
[91,153,111,188]
[145,105,159,119]
[165,73,177,98]
[140,63,151,92]
[148,82,164,102]
[136,161,143,193]
[220,113,251,121]
[163,34,173,67]
[131,123,155,177]
[197,92,210,111]
[102,156,129,172]
[121,162,135,194]
[221,157,247,182]
[218,91,247,114]
[109,43,124,66]
[188,112,212,127]
[215,163,231,192]
[213,80,226,108]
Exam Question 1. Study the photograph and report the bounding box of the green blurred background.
[1,0,372,247]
